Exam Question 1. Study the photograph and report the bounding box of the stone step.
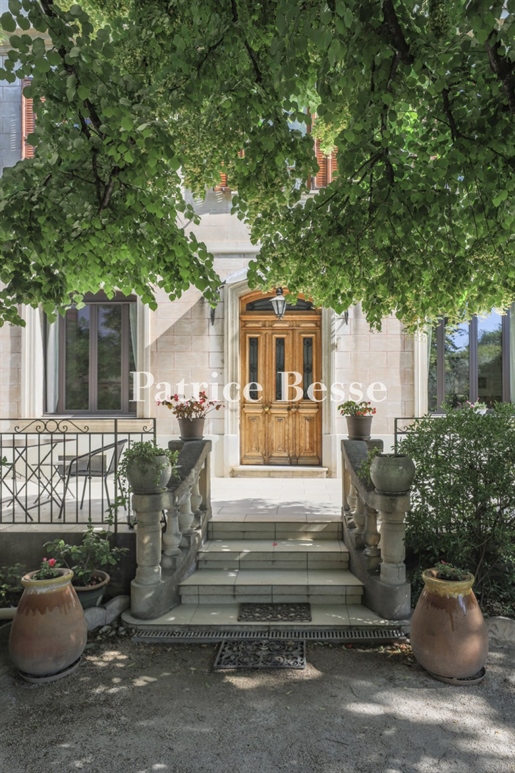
[198,539,349,571]
[207,520,342,541]
[179,568,363,606]
[230,465,328,478]
[123,602,395,629]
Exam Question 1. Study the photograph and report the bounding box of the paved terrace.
[0,476,343,531]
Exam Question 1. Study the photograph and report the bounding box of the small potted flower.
[44,522,129,609]
[9,557,87,681]
[338,400,376,440]
[159,390,223,440]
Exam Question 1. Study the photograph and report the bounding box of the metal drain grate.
[214,639,306,670]
[133,627,404,644]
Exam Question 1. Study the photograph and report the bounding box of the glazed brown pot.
[410,569,489,680]
[178,417,205,440]
[345,415,373,441]
[74,570,110,610]
[9,569,87,679]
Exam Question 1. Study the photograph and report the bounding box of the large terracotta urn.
[410,569,488,682]
[9,569,87,681]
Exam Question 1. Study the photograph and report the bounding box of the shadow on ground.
[1,623,514,773]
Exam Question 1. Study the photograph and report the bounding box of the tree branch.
[485,32,515,114]
[381,0,414,65]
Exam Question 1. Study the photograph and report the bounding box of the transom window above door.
[45,292,137,414]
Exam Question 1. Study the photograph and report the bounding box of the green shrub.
[0,563,25,607]
[398,403,515,616]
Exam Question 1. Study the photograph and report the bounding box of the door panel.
[240,294,322,466]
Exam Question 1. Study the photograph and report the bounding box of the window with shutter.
[213,172,229,191]
[21,78,35,159]
[309,113,338,190]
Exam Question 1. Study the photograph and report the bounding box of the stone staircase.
[124,515,395,629]
[181,518,363,607]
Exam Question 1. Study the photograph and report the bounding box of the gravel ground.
[1,623,515,773]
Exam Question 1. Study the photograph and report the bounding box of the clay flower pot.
[9,568,87,681]
[410,569,489,683]
[178,417,205,440]
[345,415,373,440]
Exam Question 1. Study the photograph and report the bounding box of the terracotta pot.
[9,568,87,679]
[370,453,416,494]
[74,570,110,610]
[410,569,489,680]
[126,455,172,493]
[345,415,373,441]
[178,417,205,440]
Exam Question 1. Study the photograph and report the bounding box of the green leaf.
[0,12,16,32]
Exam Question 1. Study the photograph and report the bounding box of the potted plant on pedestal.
[159,391,223,440]
[118,440,178,494]
[338,400,376,440]
[410,562,489,684]
[9,558,87,682]
[44,522,129,609]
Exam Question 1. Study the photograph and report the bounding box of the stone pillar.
[376,493,410,585]
[130,490,172,618]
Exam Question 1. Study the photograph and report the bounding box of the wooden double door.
[240,296,322,466]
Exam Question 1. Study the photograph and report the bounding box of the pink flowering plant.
[338,400,377,417]
[33,557,61,580]
[159,391,223,419]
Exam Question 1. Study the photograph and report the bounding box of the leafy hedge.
[398,404,515,616]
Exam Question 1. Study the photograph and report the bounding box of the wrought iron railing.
[0,418,156,530]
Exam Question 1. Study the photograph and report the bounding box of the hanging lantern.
[270,288,287,320]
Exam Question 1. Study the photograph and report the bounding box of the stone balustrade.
[130,439,212,620]
[341,439,412,620]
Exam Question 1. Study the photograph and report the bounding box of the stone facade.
[0,60,423,476]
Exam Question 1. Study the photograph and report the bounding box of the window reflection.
[445,323,470,407]
[477,313,502,406]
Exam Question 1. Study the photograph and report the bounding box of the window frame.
[52,292,137,416]
[431,312,511,411]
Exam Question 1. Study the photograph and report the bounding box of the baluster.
[378,494,410,585]
[353,493,366,548]
[342,462,351,515]
[363,504,381,572]
[347,483,358,528]
[199,455,211,515]
[161,502,182,568]
[190,477,202,527]
[179,490,195,545]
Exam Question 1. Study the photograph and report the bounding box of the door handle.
[263,404,270,413]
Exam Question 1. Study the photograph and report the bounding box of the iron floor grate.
[132,627,404,644]
[214,639,306,670]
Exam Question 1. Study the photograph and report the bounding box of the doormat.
[214,639,306,670]
[238,602,312,623]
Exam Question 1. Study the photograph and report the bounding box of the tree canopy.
[1,0,515,328]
